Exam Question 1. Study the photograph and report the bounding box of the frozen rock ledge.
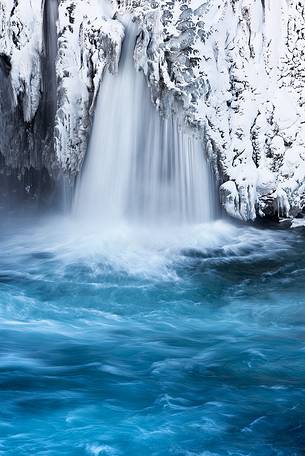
[130,0,305,222]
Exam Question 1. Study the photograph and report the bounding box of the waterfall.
[75,18,213,226]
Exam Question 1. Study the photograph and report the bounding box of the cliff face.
[132,0,305,221]
[0,0,305,222]
[0,0,47,205]
[0,0,123,206]
[55,0,124,176]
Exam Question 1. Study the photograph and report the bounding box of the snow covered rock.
[0,0,43,123]
[55,0,124,176]
[0,0,123,203]
[0,0,50,205]
[129,0,305,221]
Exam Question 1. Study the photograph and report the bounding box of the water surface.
[1,216,305,455]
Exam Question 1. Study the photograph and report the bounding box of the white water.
[75,18,212,226]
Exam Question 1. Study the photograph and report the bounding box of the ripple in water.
[1,215,305,455]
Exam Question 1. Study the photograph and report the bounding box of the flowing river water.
[1,216,305,455]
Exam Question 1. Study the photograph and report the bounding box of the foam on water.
[1,215,305,455]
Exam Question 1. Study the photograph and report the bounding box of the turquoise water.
[1,216,305,455]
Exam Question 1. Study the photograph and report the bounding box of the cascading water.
[75,18,213,225]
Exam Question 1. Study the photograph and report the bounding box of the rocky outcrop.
[55,0,124,176]
[0,0,43,124]
[0,0,123,205]
[130,0,305,221]
[0,1,42,204]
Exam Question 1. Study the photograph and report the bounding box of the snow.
[54,0,124,175]
[0,0,43,122]
[129,0,305,221]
